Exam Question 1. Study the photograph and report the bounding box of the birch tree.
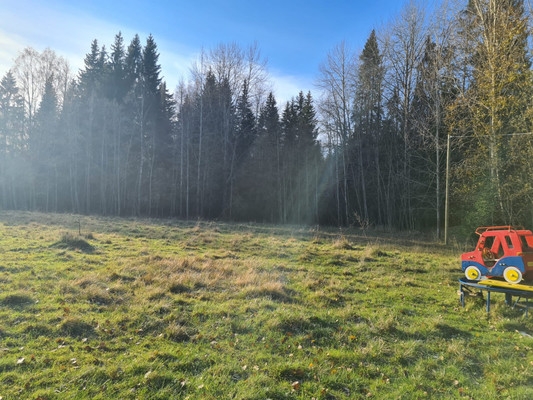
[381,1,427,229]
[451,0,532,225]
[317,41,357,225]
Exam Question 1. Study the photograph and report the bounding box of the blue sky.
[1,0,413,102]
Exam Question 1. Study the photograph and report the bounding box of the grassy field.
[0,211,533,399]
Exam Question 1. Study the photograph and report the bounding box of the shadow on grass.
[388,323,473,340]
[59,317,96,338]
[1,293,34,308]
[244,287,295,303]
[433,323,473,339]
[274,315,340,340]
[500,321,533,334]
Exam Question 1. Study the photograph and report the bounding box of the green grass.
[0,211,533,399]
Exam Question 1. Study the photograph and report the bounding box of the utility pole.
[444,132,451,245]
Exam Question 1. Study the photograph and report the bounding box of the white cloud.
[0,2,318,108]
[156,41,199,92]
[0,33,25,74]
[1,4,116,75]
[270,71,319,106]
[0,2,200,93]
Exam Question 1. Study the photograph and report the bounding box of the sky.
[1,0,413,103]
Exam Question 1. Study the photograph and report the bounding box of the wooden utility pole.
[444,133,450,245]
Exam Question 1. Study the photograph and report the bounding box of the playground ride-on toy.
[461,226,533,284]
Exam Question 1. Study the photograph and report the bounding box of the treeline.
[2,0,533,233]
[0,36,322,223]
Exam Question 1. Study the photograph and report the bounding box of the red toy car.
[461,226,533,283]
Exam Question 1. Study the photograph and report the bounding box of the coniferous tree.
[32,75,59,211]
[78,40,105,95]
[295,92,321,224]
[280,99,298,223]
[121,34,144,214]
[106,32,128,215]
[278,92,321,224]
[0,71,26,209]
[141,34,163,215]
[76,39,107,213]
[109,32,128,102]
[0,71,25,153]
[353,30,384,226]
[234,79,256,163]
[256,92,281,221]
[231,79,256,219]
[125,35,143,92]
[154,80,176,215]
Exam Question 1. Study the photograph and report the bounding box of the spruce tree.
[257,92,281,221]
[140,34,165,215]
[109,32,128,102]
[33,75,59,211]
[125,34,143,90]
[354,30,384,225]
[234,79,256,162]
[0,71,24,151]
[231,79,257,219]
[0,71,25,208]
[78,39,106,95]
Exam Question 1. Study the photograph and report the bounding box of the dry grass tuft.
[165,323,197,342]
[54,232,95,253]
[333,236,353,250]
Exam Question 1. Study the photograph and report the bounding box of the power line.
[449,132,533,138]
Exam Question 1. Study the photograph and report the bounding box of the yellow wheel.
[503,267,522,284]
[465,266,482,281]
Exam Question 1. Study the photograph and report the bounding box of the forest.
[1,0,533,235]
